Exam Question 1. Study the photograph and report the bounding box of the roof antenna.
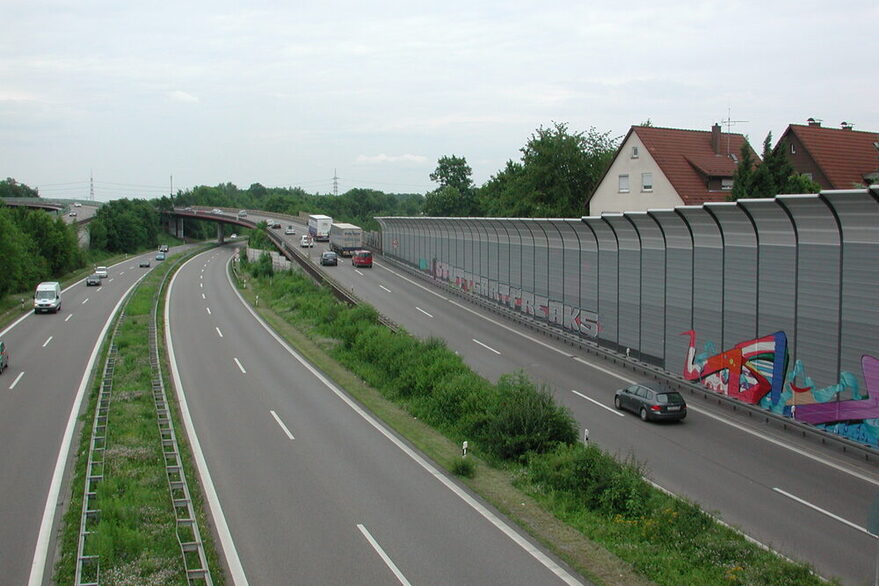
[721,106,748,156]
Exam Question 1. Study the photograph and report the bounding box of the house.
[587,124,757,215]
[777,119,879,190]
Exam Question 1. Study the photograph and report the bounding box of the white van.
[34,282,62,314]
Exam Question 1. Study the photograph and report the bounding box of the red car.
[351,250,373,268]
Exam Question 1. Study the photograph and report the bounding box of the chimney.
[841,121,853,131]
[807,117,821,127]
[711,123,721,154]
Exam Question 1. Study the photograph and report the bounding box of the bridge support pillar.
[176,216,185,239]
[217,223,225,244]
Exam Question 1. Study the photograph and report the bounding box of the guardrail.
[75,315,125,585]
[379,254,879,464]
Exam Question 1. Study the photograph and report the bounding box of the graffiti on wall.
[431,259,600,338]
[683,330,879,446]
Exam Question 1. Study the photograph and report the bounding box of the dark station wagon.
[614,382,687,422]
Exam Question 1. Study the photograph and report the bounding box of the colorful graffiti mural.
[683,330,879,447]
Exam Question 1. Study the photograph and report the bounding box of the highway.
[166,245,588,585]
[257,214,879,585]
[0,250,173,585]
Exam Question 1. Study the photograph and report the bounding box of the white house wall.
[589,132,682,214]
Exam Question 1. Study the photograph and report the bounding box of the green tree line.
[0,204,83,295]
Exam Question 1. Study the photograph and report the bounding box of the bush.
[451,457,476,478]
[480,372,578,461]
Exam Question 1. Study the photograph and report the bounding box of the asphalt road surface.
[0,249,181,586]
[166,246,588,585]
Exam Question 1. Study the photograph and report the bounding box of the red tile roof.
[634,125,755,206]
[782,124,879,189]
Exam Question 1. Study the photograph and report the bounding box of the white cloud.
[355,154,428,165]
[167,90,199,103]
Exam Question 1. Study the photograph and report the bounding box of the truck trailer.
[307,214,333,241]
[328,223,363,256]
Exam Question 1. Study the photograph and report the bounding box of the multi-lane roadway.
[165,246,587,585]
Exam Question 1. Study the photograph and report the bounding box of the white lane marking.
[42,336,53,348]
[30,275,147,586]
[216,327,224,338]
[572,390,624,417]
[65,314,72,322]
[119,271,125,275]
[472,338,501,355]
[206,307,212,315]
[270,410,295,440]
[234,357,246,374]
[379,285,392,293]
[415,307,433,318]
[200,283,204,288]
[202,293,206,300]
[9,372,24,390]
[82,298,89,304]
[200,274,203,279]
[354,269,364,276]
[167,253,248,586]
[223,262,583,586]
[357,524,411,586]
[773,487,871,536]
[108,278,114,282]
[379,264,879,488]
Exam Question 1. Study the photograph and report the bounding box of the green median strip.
[55,247,224,586]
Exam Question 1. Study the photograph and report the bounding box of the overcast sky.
[3,0,877,200]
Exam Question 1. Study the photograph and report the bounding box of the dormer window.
[631,146,639,159]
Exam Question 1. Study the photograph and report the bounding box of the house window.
[618,174,630,193]
[641,172,653,192]
[631,146,639,158]
[790,143,797,154]
[721,178,734,191]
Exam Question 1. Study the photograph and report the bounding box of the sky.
[3,0,877,201]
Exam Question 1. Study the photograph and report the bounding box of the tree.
[0,178,39,198]
[423,186,471,217]
[731,132,820,200]
[518,122,617,217]
[430,155,474,195]
[730,141,757,201]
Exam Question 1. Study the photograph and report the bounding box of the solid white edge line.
[234,358,246,374]
[472,338,501,355]
[167,251,249,585]
[773,487,873,537]
[28,274,147,586]
[223,257,584,586]
[9,371,24,390]
[415,307,433,318]
[357,524,412,586]
[571,390,624,417]
[216,327,223,338]
[270,410,295,440]
[381,264,879,488]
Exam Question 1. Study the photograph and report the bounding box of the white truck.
[328,223,363,257]
[307,214,333,242]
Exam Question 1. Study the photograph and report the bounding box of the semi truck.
[328,223,363,256]
[307,214,333,241]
